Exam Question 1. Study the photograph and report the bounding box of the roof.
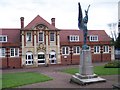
[60,29,111,44]
[25,15,57,30]
[0,28,20,44]
[88,30,111,41]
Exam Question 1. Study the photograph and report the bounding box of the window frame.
[10,48,19,57]
[94,46,100,54]
[50,32,55,42]
[38,32,44,42]
[89,35,98,42]
[103,46,109,53]
[0,35,7,42]
[69,35,79,42]
[73,46,80,54]
[26,52,33,65]
[62,47,69,55]
[26,32,32,42]
[0,48,6,57]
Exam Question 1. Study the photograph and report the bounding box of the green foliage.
[2,72,52,88]
[104,60,120,68]
[62,65,120,75]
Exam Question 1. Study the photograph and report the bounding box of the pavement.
[2,62,119,89]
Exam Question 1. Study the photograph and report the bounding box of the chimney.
[20,17,24,29]
[51,18,55,26]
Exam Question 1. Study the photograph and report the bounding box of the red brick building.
[0,15,113,69]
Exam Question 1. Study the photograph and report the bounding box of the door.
[38,52,45,65]
[49,51,56,64]
[26,52,33,65]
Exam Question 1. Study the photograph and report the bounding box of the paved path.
[2,62,119,89]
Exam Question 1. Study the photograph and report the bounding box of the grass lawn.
[1,72,52,88]
[62,65,120,75]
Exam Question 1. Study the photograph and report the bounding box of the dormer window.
[69,35,79,42]
[0,35,7,42]
[89,35,98,41]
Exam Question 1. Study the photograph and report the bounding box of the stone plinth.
[80,50,93,75]
[70,73,106,85]
[70,50,106,85]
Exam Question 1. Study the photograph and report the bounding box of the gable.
[25,15,57,30]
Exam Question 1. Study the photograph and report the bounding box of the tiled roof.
[0,28,20,44]
[25,15,57,30]
[88,30,111,41]
[60,29,111,44]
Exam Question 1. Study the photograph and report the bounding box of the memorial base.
[70,73,106,85]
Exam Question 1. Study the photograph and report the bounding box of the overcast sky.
[0,0,119,36]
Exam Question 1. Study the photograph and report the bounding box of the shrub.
[104,60,120,68]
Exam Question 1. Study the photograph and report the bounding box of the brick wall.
[61,53,111,65]
[0,57,21,69]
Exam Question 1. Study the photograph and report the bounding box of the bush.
[104,60,120,68]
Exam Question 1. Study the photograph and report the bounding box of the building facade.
[21,16,61,67]
[0,15,113,69]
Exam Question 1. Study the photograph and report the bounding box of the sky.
[0,0,119,36]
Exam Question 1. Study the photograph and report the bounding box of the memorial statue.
[78,3,90,50]
[70,2,106,85]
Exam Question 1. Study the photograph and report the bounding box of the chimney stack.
[51,18,55,27]
[20,17,24,29]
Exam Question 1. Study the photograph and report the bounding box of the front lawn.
[62,66,120,75]
[2,72,52,88]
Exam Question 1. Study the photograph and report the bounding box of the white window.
[26,32,31,42]
[39,32,44,42]
[26,52,33,65]
[73,46,80,54]
[94,46,100,54]
[49,51,56,64]
[103,46,109,53]
[62,47,69,55]
[0,48,6,57]
[70,35,79,42]
[89,35,98,41]
[50,32,55,41]
[10,48,19,57]
[0,35,7,42]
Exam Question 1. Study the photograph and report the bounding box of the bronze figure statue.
[78,2,90,49]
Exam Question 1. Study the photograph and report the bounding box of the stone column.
[57,31,61,64]
[34,31,38,67]
[45,31,49,65]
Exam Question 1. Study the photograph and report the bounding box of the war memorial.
[70,2,106,85]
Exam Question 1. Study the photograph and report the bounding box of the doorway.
[38,52,45,65]
[49,51,57,64]
[26,52,33,65]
